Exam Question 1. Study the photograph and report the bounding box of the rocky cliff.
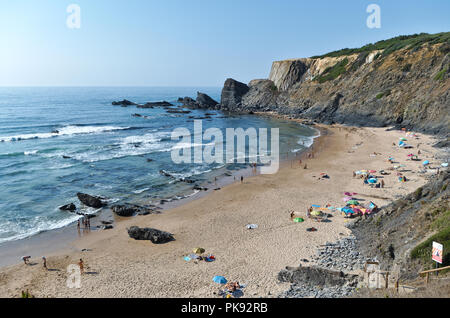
[217,32,450,135]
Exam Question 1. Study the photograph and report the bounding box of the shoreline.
[0,120,320,268]
[0,123,443,298]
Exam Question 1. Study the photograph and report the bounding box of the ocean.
[0,87,318,244]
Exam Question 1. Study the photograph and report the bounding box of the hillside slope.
[217,33,450,135]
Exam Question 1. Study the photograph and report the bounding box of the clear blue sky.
[0,0,448,87]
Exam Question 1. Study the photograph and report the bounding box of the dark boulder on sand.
[76,193,106,209]
[111,204,160,217]
[127,226,174,244]
[59,203,76,211]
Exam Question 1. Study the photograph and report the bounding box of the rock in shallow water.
[59,203,76,211]
[76,193,106,208]
[127,226,174,244]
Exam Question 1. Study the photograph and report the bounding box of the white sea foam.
[0,125,129,142]
[133,187,150,194]
[0,214,80,244]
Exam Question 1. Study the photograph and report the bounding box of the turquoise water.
[0,87,317,244]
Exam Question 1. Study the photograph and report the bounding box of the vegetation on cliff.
[314,58,349,83]
[311,32,450,59]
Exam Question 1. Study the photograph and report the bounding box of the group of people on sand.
[22,255,46,269]
[22,255,86,274]
[77,215,91,230]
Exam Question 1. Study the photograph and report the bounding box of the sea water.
[0,87,317,244]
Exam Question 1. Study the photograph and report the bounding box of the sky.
[0,0,449,87]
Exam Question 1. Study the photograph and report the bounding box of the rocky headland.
[209,33,449,135]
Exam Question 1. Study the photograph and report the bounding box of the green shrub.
[410,226,450,268]
[311,32,450,59]
[376,89,391,99]
[434,67,448,81]
[402,64,412,72]
[315,58,349,83]
[270,83,278,92]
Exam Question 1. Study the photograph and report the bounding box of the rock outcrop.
[219,78,250,110]
[137,101,173,108]
[127,226,174,244]
[278,265,359,288]
[76,193,106,209]
[59,203,76,212]
[196,92,218,108]
[178,92,218,109]
[112,99,136,106]
[111,204,160,217]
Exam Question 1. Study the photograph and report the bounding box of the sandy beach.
[0,124,442,298]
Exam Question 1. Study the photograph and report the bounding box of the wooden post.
[395,279,399,293]
[426,272,430,285]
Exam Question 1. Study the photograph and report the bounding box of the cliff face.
[218,35,450,135]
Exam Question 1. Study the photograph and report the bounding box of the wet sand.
[0,125,442,298]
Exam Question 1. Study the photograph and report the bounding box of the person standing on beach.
[381,179,385,188]
[240,176,243,183]
[22,256,30,265]
[78,258,84,274]
[42,256,47,270]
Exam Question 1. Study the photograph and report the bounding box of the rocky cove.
[171,33,449,136]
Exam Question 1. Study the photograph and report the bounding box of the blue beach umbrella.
[213,276,227,284]
[311,204,321,208]
[422,160,430,165]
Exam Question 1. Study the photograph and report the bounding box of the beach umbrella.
[399,137,407,141]
[246,224,258,229]
[193,247,205,254]
[343,196,352,202]
[311,204,321,208]
[369,170,377,173]
[368,178,378,184]
[293,218,304,223]
[442,163,448,167]
[213,276,227,284]
[347,200,359,205]
[422,160,430,165]
[407,154,414,157]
